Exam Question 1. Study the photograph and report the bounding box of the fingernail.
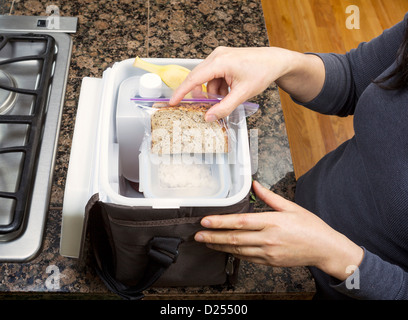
[195,233,204,242]
[201,218,211,227]
[205,114,217,122]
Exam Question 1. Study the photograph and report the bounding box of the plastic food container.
[139,151,231,199]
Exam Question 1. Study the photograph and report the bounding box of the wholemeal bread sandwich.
[150,103,228,154]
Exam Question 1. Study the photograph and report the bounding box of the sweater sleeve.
[329,247,408,299]
[292,13,407,116]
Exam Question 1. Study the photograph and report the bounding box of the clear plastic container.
[139,150,231,199]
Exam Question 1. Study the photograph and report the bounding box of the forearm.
[315,229,364,281]
[275,51,326,103]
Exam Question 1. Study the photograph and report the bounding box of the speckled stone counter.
[0,0,315,299]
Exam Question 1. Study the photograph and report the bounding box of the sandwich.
[150,103,228,154]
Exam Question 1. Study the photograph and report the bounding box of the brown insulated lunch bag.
[84,192,252,300]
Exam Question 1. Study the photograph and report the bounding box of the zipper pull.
[225,255,235,275]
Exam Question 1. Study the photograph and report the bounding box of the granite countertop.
[0,0,315,299]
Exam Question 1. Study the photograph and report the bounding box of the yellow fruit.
[133,56,206,92]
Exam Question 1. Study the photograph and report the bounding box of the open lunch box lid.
[60,58,253,258]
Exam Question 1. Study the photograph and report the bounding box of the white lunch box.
[60,58,252,258]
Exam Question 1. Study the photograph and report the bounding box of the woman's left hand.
[194,180,364,281]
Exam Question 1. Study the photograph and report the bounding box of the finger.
[205,243,264,258]
[206,78,226,95]
[169,61,216,105]
[219,79,229,96]
[252,180,296,212]
[206,78,229,96]
[191,85,207,98]
[200,212,266,230]
[204,86,249,121]
[195,229,263,246]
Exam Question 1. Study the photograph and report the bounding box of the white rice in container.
[158,163,217,189]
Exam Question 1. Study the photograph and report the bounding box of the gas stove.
[0,15,77,261]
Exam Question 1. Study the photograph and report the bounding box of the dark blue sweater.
[294,14,408,299]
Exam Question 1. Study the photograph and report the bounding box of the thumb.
[204,86,249,121]
[252,180,296,212]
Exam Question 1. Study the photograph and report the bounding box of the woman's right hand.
[194,180,365,281]
[169,46,299,122]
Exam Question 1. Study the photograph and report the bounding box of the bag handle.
[94,236,182,300]
[87,199,183,300]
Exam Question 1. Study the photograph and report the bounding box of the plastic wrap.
[131,91,259,124]
[131,91,258,155]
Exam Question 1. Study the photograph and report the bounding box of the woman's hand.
[194,181,364,281]
[170,46,325,122]
[170,46,297,121]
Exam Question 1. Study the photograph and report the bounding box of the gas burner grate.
[0,34,56,235]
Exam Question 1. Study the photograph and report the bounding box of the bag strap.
[87,201,182,300]
[95,236,182,300]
